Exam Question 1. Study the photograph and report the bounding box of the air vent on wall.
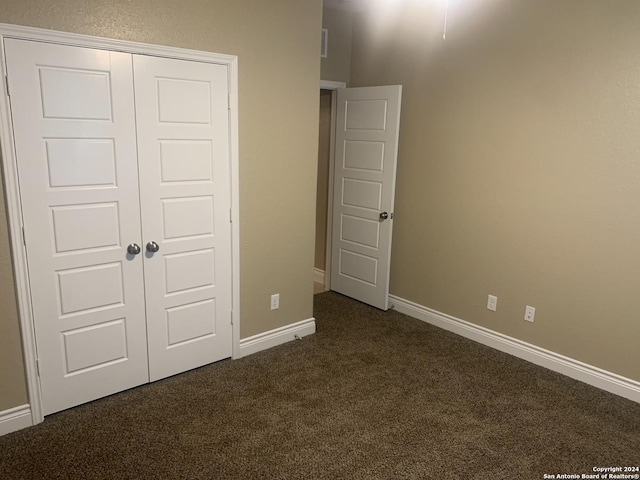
[321,28,328,58]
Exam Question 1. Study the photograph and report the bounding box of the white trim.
[239,318,316,358]
[314,268,325,285]
[0,405,32,436]
[0,23,237,63]
[0,23,240,421]
[320,80,346,90]
[324,89,338,291]
[389,295,640,403]
[229,56,241,361]
[0,28,44,428]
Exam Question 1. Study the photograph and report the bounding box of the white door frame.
[0,23,241,427]
[319,80,346,291]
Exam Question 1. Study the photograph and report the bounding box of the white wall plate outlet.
[271,293,280,310]
[524,305,535,322]
[487,294,497,312]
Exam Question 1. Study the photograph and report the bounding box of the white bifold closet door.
[5,39,232,415]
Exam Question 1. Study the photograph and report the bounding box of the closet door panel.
[133,55,232,381]
[5,39,149,415]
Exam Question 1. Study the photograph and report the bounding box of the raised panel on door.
[331,86,402,310]
[133,55,232,381]
[4,39,149,414]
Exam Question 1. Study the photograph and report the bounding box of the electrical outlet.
[270,293,280,311]
[487,294,497,312]
[524,305,535,322]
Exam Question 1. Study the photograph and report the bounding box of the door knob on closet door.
[379,211,389,221]
[146,241,160,253]
[127,243,141,255]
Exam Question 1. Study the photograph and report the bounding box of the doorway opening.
[314,83,402,310]
[314,88,333,295]
[314,80,345,296]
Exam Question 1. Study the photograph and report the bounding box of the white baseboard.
[389,295,640,403]
[0,404,32,436]
[313,268,325,285]
[239,317,316,358]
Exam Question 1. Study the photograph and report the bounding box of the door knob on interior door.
[379,212,389,221]
[127,243,141,255]
[146,241,160,253]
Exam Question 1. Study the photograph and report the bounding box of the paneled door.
[330,86,402,310]
[5,39,149,414]
[5,39,233,414]
[133,55,232,381]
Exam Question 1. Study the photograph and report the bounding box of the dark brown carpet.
[1,291,639,479]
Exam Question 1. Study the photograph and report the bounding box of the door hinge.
[230,311,233,325]
[5,76,9,97]
[35,358,40,377]
[229,208,232,223]
[228,94,231,111]
[22,226,26,245]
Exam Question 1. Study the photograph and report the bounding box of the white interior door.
[330,85,402,310]
[5,39,149,414]
[133,55,232,381]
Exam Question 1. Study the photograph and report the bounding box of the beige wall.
[321,7,353,84]
[351,0,640,381]
[0,174,28,411]
[0,0,322,410]
[315,90,332,271]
